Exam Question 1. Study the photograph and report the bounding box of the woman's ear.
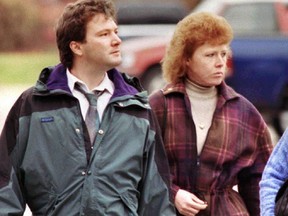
[185,58,190,67]
[70,41,83,56]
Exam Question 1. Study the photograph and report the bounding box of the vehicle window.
[116,3,188,24]
[223,3,278,35]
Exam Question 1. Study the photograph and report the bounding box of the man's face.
[80,14,122,71]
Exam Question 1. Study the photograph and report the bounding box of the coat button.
[98,129,104,135]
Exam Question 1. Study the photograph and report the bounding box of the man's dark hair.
[56,0,116,69]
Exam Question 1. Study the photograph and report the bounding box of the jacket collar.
[35,63,139,98]
[162,81,240,107]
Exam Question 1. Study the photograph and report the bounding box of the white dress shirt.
[66,69,114,121]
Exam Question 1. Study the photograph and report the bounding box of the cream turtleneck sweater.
[185,79,218,155]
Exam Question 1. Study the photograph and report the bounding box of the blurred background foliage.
[0,0,72,84]
[0,0,198,52]
[0,0,40,51]
[0,0,73,51]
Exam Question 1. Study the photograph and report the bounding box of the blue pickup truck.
[226,36,288,135]
[118,0,288,135]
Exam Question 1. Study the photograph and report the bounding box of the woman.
[260,128,288,216]
[149,12,273,216]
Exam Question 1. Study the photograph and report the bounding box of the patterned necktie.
[76,84,102,144]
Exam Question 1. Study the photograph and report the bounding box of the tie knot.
[75,83,102,107]
[85,92,98,106]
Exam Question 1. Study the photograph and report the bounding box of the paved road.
[0,85,30,132]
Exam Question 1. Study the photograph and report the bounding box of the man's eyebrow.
[97,27,118,34]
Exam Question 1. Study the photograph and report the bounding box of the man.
[0,0,175,215]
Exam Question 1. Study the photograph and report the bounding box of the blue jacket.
[260,128,288,215]
[0,64,175,215]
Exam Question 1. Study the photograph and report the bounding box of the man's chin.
[112,59,122,68]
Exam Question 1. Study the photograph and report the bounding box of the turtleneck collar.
[185,78,217,99]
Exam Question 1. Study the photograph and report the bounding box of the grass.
[0,51,59,85]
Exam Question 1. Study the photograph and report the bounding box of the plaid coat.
[149,81,273,216]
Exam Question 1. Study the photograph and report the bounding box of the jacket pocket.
[45,190,60,216]
[119,191,138,215]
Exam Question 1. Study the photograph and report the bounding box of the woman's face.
[186,43,229,87]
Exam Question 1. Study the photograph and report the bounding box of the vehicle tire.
[272,86,288,136]
[272,112,288,137]
[140,65,166,94]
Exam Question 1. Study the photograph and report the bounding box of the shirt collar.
[66,69,114,94]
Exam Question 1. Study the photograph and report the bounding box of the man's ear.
[70,41,83,56]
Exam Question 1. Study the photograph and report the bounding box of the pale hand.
[175,189,208,216]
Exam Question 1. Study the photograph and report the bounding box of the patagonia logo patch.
[41,116,54,123]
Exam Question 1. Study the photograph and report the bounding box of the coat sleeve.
[149,90,181,201]
[0,98,26,215]
[237,123,273,216]
[260,128,288,216]
[137,109,176,215]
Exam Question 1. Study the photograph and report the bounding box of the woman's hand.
[175,189,208,216]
